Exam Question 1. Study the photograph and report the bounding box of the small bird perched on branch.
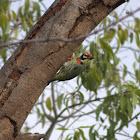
[49,53,94,83]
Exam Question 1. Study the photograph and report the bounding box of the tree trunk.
[0,0,125,139]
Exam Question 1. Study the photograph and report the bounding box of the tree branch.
[0,7,140,48]
[112,46,140,52]
[44,118,57,140]
[15,133,45,140]
[57,94,118,119]
[51,82,57,117]
[114,112,140,132]
[40,94,54,121]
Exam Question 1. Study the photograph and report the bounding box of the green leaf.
[134,18,140,32]
[132,93,138,108]
[81,71,98,91]
[73,131,80,140]
[122,64,127,80]
[135,90,140,97]
[100,117,104,123]
[113,53,120,65]
[41,115,45,128]
[57,94,64,110]
[113,11,118,19]
[78,128,87,140]
[65,134,72,140]
[103,125,107,130]
[116,108,121,122]
[135,33,140,49]
[99,38,113,54]
[124,29,128,40]
[78,126,92,129]
[5,20,10,34]
[1,49,7,63]
[90,64,101,84]
[103,28,116,42]
[12,10,17,21]
[0,14,7,32]
[32,2,40,11]
[103,103,110,114]
[71,94,75,105]
[110,110,115,120]
[134,51,140,63]
[103,61,112,79]
[63,94,69,105]
[46,97,52,111]
[57,127,68,130]
[114,39,120,54]
[108,120,116,138]
[135,69,140,82]
[24,0,30,14]
[136,122,140,132]
[78,91,84,103]
[117,29,125,45]
[133,131,140,140]
[96,104,103,121]
[14,28,18,39]
[119,112,128,126]
[120,95,127,113]
[66,98,70,113]
[36,108,41,118]
[89,41,94,55]
[127,97,133,118]
[18,7,23,17]
[89,125,95,140]
[26,17,34,28]
[32,2,41,18]
[94,130,99,137]
[130,32,133,43]
[21,18,28,32]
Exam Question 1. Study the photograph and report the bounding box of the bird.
[49,53,94,83]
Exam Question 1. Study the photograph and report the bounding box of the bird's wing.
[55,61,72,77]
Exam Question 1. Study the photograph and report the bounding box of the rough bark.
[15,133,45,140]
[0,0,125,139]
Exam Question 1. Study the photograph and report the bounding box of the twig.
[44,118,57,140]
[0,0,20,3]
[40,93,54,121]
[97,114,109,131]
[112,46,140,52]
[61,110,96,119]
[115,68,135,79]
[29,120,42,130]
[0,7,140,48]
[51,82,57,117]
[57,94,117,118]
[57,92,95,122]
[58,117,70,140]
[116,132,133,138]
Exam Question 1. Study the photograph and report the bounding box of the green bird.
[49,53,94,83]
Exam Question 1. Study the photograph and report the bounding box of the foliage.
[0,0,140,140]
[0,0,41,63]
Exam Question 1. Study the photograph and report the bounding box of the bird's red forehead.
[86,53,92,56]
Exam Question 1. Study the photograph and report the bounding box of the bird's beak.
[87,56,94,60]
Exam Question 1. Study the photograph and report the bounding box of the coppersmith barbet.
[49,53,94,83]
